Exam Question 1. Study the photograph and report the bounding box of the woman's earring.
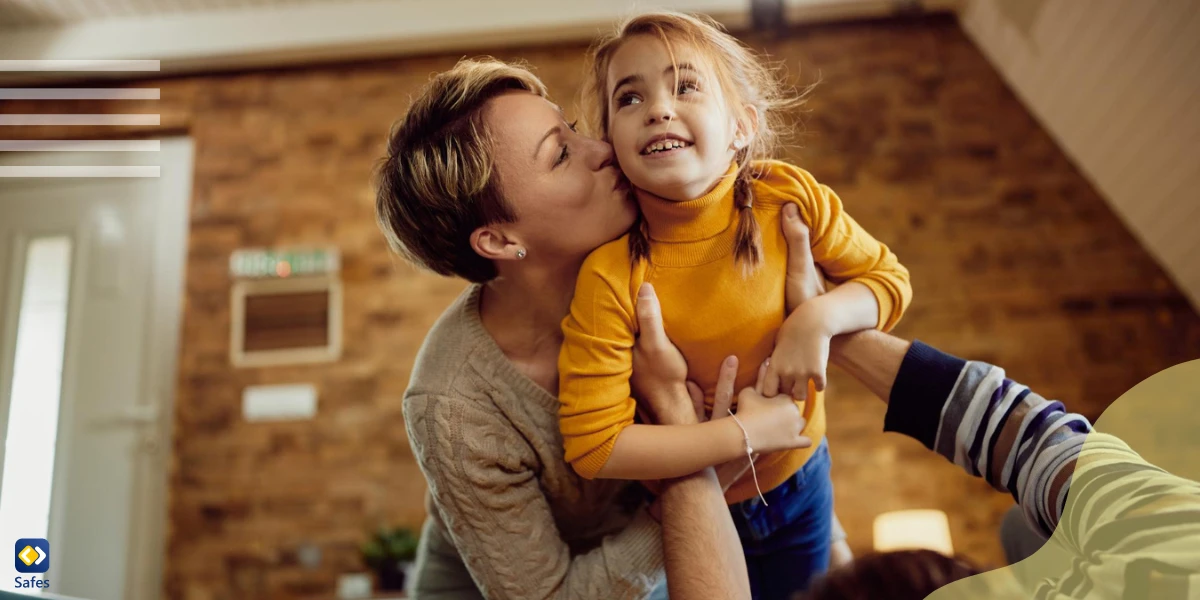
[733,138,746,150]
[516,248,527,259]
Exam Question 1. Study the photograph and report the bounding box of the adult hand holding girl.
[630,200,831,470]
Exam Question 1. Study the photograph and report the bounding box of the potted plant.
[361,525,419,592]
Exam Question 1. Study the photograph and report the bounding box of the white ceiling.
[0,0,328,28]
[1,0,962,85]
[0,0,957,31]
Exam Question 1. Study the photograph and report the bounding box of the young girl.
[557,11,912,598]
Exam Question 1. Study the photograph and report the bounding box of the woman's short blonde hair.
[376,58,548,283]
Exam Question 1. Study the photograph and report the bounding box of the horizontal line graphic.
[0,88,160,100]
[0,60,160,72]
[0,115,160,126]
[0,140,161,151]
[0,166,160,178]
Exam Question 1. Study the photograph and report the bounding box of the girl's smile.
[605,35,741,202]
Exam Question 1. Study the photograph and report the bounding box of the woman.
[375,58,817,599]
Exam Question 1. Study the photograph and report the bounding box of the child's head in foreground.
[583,11,802,265]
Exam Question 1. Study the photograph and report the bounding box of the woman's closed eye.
[552,122,578,168]
[554,143,569,167]
[552,121,579,168]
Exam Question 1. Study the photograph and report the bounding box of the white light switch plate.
[243,383,318,421]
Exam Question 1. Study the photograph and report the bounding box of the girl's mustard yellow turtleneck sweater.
[558,160,912,504]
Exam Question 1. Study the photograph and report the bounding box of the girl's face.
[484,91,637,262]
[606,35,741,202]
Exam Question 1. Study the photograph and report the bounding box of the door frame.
[0,137,194,599]
[125,137,193,600]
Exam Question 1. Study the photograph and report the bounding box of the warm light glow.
[275,260,292,278]
[873,509,954,555]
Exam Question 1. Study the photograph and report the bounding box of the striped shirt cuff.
[884,340,967,450]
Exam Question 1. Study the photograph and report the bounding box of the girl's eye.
[678,79,699,95]
[554,143,570,167]
[617,93,641,107]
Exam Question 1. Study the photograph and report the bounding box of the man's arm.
[658,468,751,600]
[829,331,1090,535]
[650,386,751,600]
[631,286,751,600]
[844,335,1200,597]
[828,329,909,403]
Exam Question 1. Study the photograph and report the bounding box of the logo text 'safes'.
[14,538,50,590]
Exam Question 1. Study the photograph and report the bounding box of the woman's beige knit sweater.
[404,285,665,599]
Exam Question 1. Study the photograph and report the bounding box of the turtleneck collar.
[637,162,739,243]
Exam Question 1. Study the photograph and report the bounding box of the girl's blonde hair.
[582,11,806,268]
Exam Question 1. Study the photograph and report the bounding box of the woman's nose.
[588,138,615,170]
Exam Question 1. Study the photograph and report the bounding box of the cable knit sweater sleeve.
[404,391,664,600]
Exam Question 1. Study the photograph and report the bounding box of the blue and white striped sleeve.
[883,341,1092,539]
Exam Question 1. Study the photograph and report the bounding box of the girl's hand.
[762,306,831,400]
[733,360,814,454]
[631,283,696,426]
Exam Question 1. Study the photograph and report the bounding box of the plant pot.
[376,560,413,592]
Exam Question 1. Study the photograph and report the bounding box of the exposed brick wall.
[5,13,1198,599]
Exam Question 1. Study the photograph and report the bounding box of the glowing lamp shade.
[873,509,954,555]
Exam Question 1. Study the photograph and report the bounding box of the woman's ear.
[470,225,524,262]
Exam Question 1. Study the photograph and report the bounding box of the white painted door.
[0,138,192,600]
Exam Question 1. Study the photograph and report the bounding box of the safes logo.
[14,539,48,573]
[14,538,50,590]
